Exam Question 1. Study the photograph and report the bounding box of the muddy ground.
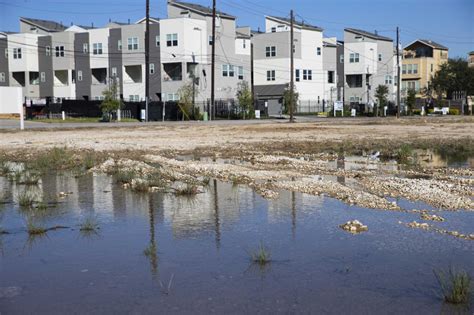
[1,116,473,240]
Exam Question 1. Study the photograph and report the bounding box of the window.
[46,46,51,56]
[128,37,139,50]
[350,96,360,103]
[55,46,65,57]
[238,66,243,80]
[118,40,122,51]
[4,48,8,58]
[394,76,398,86]
[166,93,179,101]
[150,63,155,75]
[296,69,300,82]
[328,71,334,84]
[431,64,433,72]
[317,47,321,56]
[413,64,418,74]
[267,70,275,81]
[208,35,213,45]
[407,64,413,74]
[349,53,359,63]
[385,75,392,85]
[0,72,5,82]
[271,27,276,33]
[155,36,160,47]
[222,64,235,77]
[83,43,88,53]
[77,70,83,81]
[265,46,276,57]
[40,72,46,82]
[111,67,117,77]
[402,65,406,74]
[378,54,382,61]
[129,95,140,102]
[243,39,246,49]
[303,69,312,80]
[13,48,22,59]
[93,43,103,55]
[166,34,178,47]
[340,54,344,63]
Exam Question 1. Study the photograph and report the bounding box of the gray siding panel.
[38,36,54,98]
[149,23,161,101]
[0,37,9,86]
[74,33,91,99]
[109,28,123,98]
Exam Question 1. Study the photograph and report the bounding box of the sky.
[0,0,472,57]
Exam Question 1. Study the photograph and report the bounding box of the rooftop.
[266,16,323,32]
[345,28,393,42]
[405,39,449,51]
[20,17,66,32]
[169,1,235,19]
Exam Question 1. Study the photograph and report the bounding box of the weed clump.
[249,242,271,265]
[30,147,75,172]
[434,267,471,304]
[26,220,47,235]
[397,144,414,164]
[116,170,137,184]
[175,184,199,196]
[17,190,38,207]
[79,217,99,232]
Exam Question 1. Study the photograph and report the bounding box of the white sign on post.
[255,110,260,119]
[334,101,344,117]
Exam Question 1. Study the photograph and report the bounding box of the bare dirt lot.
[0,116,473,155]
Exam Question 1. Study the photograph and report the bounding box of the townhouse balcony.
[123,65,142,84]
[163,62,183,82]
[54,70,69,87]
[91,68,107,85]
[12,72,26,87]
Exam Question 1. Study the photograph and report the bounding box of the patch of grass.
[82,152,96,170]
[175,184,199,196]
[79,217,99,232]
[249,242,272,265]
[146,172,167,188]
[26,220,47,235]
[30,147,75,172]
[116,170,137,184]
[17,190,38,207]
[17,171,41,185]
[131,179,150,193]
[434,267,471,304]
[397,144,414,164]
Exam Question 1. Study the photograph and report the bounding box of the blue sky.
[0,0,472,57]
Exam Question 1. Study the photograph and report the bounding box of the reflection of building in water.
[267,190,324,223]
[92,175,114,215]
[162,181,255,241]
[329,156,398,172]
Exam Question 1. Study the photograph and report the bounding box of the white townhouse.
[252,16,330,114]
[343,28,397,110]
[160,1,251,104]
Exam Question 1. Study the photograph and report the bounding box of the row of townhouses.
[0,0,451,114]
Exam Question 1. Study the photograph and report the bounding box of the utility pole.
[251,42,255,109]
[366,67,371,115]
[289,9,295,123]
[210,0,216,121]
[145,0,150,122]
[396,26,401,119]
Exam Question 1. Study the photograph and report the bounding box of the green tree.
[283,84,299,117]
[236,81,253,119]
[177,82,193,121]
[100,80,122,122]
[374,85,389,117]
[431,58,474,103]
[406,89,417,115]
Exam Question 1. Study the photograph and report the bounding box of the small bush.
[448,109,460,115]
[397,144,414,164]
[17,171,41,185]
[31,147,75,172]
[434,267,471,304]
